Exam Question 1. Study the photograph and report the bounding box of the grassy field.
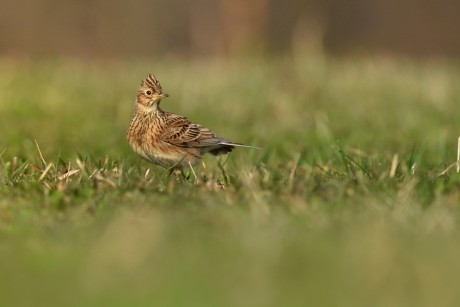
[1,55,460,306]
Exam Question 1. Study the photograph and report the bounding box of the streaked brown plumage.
[127,74,259,168]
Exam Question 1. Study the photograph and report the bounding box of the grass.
[2,55,460,306]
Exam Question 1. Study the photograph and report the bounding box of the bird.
[127,74,260,175]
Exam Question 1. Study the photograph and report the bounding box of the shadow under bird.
[127,74,261,170]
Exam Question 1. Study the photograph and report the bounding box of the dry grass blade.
[438,162,457,177]
[346,147,371,158]
[35,139,47,166]
[389,154,399,178]
[437,139,460,177]
[288,153,300,188]
[58,169,80,181]
[92,172,117,188]
[39,163,54,181]
[13,156,18,172]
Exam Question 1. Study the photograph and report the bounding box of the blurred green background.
[2,1,460,307]
[1,0,460,58]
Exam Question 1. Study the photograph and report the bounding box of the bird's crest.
[141,74,163,93]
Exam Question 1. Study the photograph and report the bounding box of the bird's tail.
[219,142,263,150]
[207,141,262,156]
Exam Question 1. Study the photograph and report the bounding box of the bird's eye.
[146,90,152,95]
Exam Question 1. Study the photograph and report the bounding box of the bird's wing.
[161,113,222,147]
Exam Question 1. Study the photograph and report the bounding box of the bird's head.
[136,74,169,108]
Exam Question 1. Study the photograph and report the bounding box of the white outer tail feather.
[219,142,263,150]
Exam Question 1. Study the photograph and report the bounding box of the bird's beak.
[159,93,169,98]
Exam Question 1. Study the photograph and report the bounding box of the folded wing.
[161,113,237,155]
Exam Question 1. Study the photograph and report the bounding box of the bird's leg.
[163,166,183,180]
[163,156,187,178]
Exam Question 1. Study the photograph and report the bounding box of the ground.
[1,55,460,306]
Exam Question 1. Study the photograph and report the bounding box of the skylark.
[127,74,260,171]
